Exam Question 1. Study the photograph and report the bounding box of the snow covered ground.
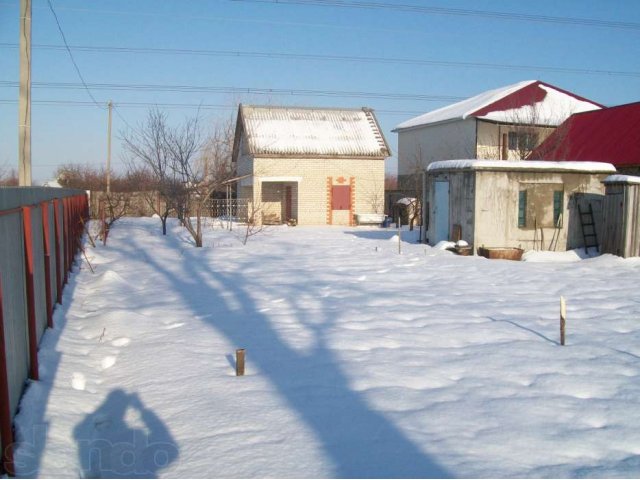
[12,218,640,478]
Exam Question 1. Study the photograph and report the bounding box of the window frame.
[518,190,527,228]
[553,190,564,227]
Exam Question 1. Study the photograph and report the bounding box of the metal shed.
[601,175,640,258]
[422,160,616,254]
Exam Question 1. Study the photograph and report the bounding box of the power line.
[233,0,640,31]
[0,99,427,116]
[0,80,465,102]
[0,2,417,35]
[45,0,104,109]
[112,104,138,132]
[1,42,638,78]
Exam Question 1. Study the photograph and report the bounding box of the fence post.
[52,199,62,304]
[21,206,39,381]
[40,202,53,328]
[236,349,245,376]
[0,279,15,476]
[62,198,69,285]
[560,296,567,346]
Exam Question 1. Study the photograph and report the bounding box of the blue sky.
[1,0,639,182]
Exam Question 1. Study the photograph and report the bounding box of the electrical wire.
[0,80,465,102]
[1,42,637,78]
[4,1,638,32]
[233,0,640,31]
[45,0,105,109]
[0,99,427,116]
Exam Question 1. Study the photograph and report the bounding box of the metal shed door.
[434,181,450,243]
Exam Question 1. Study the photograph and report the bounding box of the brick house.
[231,105,390,226]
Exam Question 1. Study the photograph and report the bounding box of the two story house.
[393,80,602,189]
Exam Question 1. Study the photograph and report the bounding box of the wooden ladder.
[578,203,599,253]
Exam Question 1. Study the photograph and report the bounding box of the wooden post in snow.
[236,349,245,376]
[560,296,566,346]
[398,219,402,255]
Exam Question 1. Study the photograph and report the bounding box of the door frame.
[434,180,450,243]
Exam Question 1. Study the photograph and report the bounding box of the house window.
[508,131,539,151]
[553,190,563,226]
[521,132,539,151]
[508,132,518,150]
[518,190,527,227]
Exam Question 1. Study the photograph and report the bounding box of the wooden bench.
[355,213,385,225]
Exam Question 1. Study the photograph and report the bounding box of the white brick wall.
[239,157,385,225]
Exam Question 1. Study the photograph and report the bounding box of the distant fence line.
[89,191,250,223]
[0,187,88,476]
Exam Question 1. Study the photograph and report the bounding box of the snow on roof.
[239,105,390,158]
[42,179,62,188]
[426,159,616,173]
[603,174,640,184]
[394,80,601,131]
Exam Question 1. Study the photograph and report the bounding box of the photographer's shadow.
[73,389,178,478]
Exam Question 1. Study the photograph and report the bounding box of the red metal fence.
[0,191,88,476]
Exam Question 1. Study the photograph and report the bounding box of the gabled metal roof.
[234,105,391,159]
[394,80,602,131]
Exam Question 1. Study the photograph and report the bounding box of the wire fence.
[205,198,249,224]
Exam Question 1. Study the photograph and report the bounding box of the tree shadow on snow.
[109,227,451,478]
[344,228,421,242]
[73,389,178,478]
[488,316,559,345]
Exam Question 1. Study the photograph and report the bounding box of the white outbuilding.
[422,160,616,253]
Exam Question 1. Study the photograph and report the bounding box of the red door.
[332,185,351,210]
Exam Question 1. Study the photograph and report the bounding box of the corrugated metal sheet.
[240,105,390,158]
[531,102,640,168]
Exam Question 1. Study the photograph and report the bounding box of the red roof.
[531,102,640,167]
[471,80,601,118]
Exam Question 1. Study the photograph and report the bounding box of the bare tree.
[123,110,186,236]
[502,104,558,160]
[200,115,235,186]
[124,109,237,247]
[98,192,131,243]
[54,162,153,193]
[398,146,425,231]
[242,196,266,245]
[0,165,18,186]
[384,173,398,191]
[525,117,574,161]
[161,114,206,245]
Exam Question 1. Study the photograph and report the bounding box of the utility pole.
[106,100,112,194]
[18,0,32,186]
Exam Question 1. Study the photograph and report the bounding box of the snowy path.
[13,218,640,478]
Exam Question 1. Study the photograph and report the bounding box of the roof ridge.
[241,104,375,113]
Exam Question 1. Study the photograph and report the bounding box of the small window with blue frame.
[553,190,564,227]
[518,190,527,228]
